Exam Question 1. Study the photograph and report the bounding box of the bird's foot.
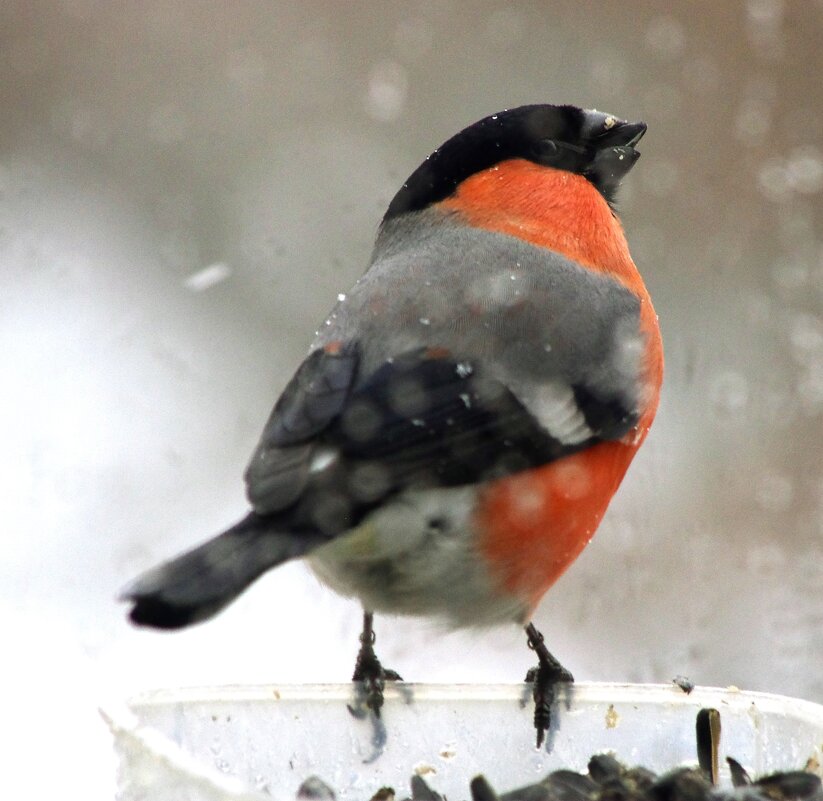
[349,611,402,720]
[525,622,574,748]
[351,644,403,719]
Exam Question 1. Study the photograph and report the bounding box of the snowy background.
[2,2,822,798]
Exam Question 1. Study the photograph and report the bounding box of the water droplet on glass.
[591,54,629,94]
[758,159,792,202]
[797,366,823,411]
[755,472,794,513]
[771,260,808,291]
[747,0,784,27]
[735,98,772,145]
[342,400,383,442]
[709,370,750,414]
[682,55,720,94]
[786,146,823,195]
[389,375,428,416]
[349,462,390,502]
[789,313,823,366]
[364,60,408,123]
[645,16,686,60]
[554,459,593,500]
[310,490,352,535]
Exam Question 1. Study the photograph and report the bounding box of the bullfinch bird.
[123,104,663,747]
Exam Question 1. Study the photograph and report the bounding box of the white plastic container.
[106,682,823,801]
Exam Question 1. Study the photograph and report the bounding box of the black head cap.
[383,104,646,222]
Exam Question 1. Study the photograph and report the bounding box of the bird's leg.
[351,611,402,718]
[524,622,574,748]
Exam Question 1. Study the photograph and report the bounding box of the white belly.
[307,486,528,628]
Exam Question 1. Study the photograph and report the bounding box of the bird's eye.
[532,138,560,164]
[531,138,586,170]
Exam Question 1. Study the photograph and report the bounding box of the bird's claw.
[348,616,403,761]
[350,613,402,719]
[350,664,404,718]
[525,622,574,748]
[527,658,574,748]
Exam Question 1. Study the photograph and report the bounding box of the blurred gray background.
[2,2,822,798]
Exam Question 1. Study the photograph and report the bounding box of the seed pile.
[294,753,823,801]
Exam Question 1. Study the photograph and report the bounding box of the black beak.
[600,120,647,149]
[620,120,646,147]
[586,119,647,205]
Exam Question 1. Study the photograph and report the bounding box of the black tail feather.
[122,512,325,629]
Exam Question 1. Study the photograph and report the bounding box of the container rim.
[124,681,823,723]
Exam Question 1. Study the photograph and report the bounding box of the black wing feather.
[259,342,359,447]
[244,346,635,538]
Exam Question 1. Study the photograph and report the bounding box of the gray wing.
[243,344,638,536]
[246,215,646,534]
[244,343,359,512]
